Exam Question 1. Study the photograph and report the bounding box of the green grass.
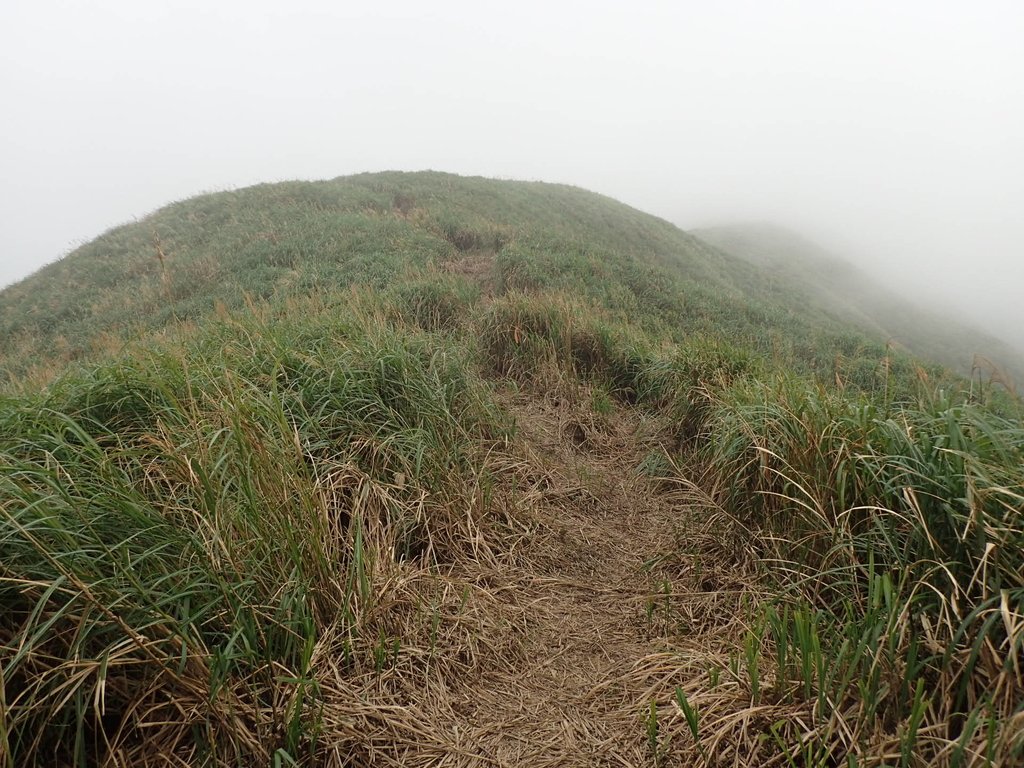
[1,171,1021,765]
[678,376,1024,764]
[0,171,977,395]
[0,298,516,765]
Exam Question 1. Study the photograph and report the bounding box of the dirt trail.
[433,394,695,767]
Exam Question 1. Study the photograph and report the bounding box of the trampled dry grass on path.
[408,393,733,768]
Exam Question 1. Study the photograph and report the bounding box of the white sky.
[2,1,1022,345]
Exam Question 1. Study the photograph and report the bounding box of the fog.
[2,1,1022,348]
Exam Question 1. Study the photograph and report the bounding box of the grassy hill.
[1,172,1022,766]
[0,171,731,380]
[695,222,1024,387]
[0,171,968,393]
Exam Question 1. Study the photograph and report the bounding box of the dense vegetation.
[1,171,986,391]
[1,172,1021,766]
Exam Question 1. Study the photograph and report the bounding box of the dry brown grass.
[303,384,768,768]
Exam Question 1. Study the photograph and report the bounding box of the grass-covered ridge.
[2,171,995,391]
[1,171,1022,766]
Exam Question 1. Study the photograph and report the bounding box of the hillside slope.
[0,172,729,376]
[2,172,1022,766]
[694,222,1024,385]
[0,171,972,390]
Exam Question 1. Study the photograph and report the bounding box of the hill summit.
[3,170,1016,389]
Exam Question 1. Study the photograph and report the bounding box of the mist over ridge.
[3,1,1022,352]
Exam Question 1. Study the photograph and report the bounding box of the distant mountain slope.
[694,222,1024,386]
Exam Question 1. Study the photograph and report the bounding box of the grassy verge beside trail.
[0,298,519,766]
[674,376,1024,766]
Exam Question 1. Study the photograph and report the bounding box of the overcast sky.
[2,1,1022,346]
